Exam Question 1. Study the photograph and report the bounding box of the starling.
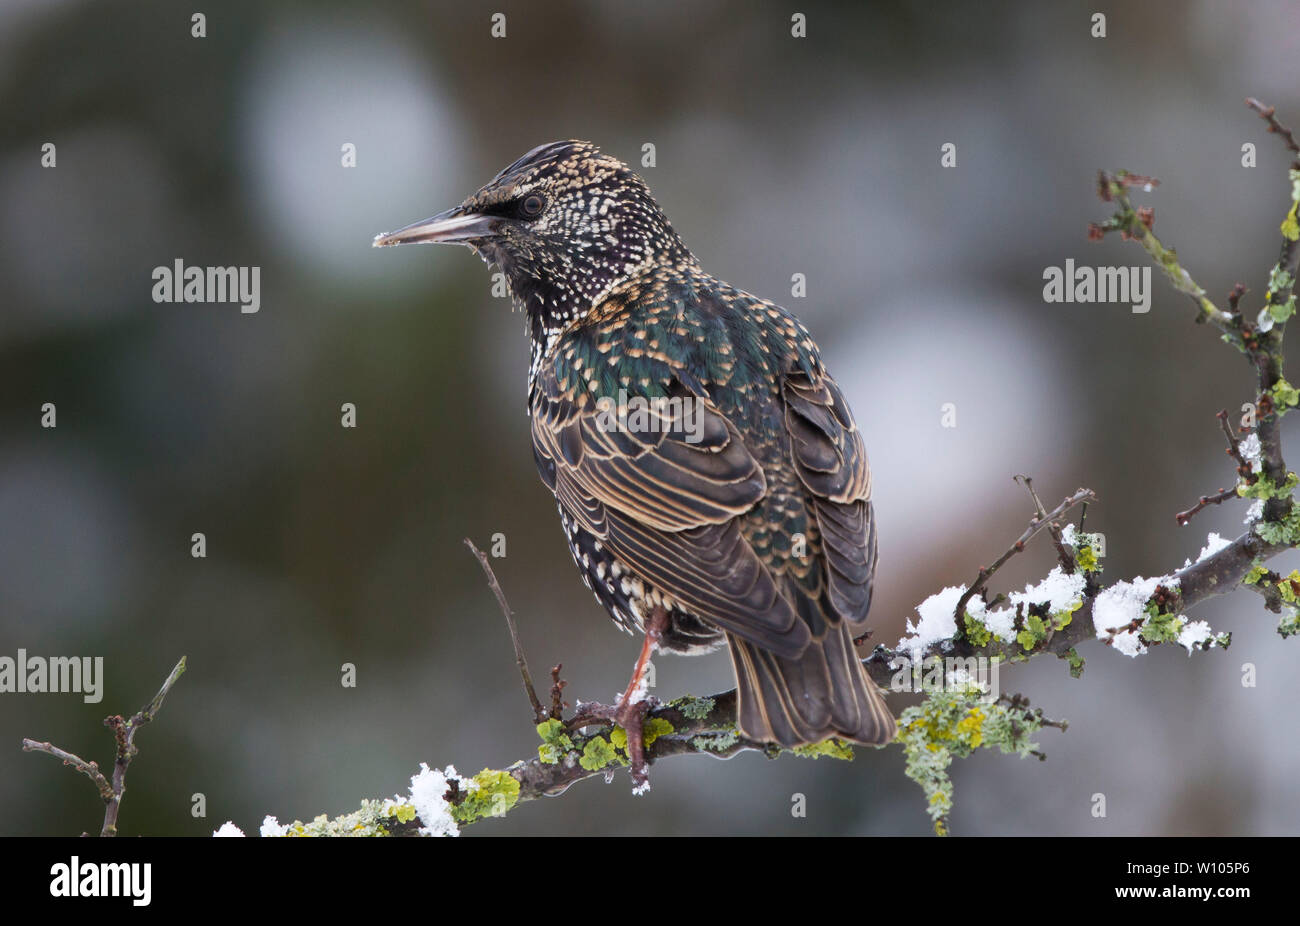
[375,141,895,785]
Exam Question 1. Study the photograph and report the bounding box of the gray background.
[1,0,1298,836]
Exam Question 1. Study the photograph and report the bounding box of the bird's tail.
[727,622,895,748]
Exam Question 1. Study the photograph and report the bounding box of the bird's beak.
[371,207,499,247]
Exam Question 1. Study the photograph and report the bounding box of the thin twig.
[20,740,114,802]
[136,654,187,725]
[549,664,567,720]
[23,656,186,837]
[101,655,187,836]
[1217,409,1253,478]
[1176,410,1254,524]
[1093,170,1236,328]
[464,538,547,724]
[1246,97,1300,159]
[1227,283,1249,314]
[1175,487,1239,526]
[1017,475,1076,572]
[953,487,1096,625]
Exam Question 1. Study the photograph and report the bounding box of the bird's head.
[373,141,693,331]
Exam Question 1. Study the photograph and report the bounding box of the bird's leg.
[618,606,666,710]
[567,606,669,793]
[615,605,669,793]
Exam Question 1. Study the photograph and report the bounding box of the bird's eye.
[519,194,546,218]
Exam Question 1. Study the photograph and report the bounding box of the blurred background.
[2,0,1299,836]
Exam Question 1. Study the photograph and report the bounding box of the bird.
[374,141,895,787]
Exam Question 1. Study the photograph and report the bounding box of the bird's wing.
[782,370,878,628]
[532,371,809,657]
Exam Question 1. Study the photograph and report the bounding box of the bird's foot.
[616,695,653,794]
[566,605,670,793]
[569,693,660,793]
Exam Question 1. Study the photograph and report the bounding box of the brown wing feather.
[725,367,892,747]
[533,372,809,658]
[535,372,765,530]
[783,371,878,631]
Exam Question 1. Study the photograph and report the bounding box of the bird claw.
[566,607,669,792]
[617,697,653,793]
[569,696,658,792]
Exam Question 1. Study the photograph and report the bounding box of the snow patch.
[1198,532,1232,562]
[1093,575,1177,657]
[259,815,289,837]
[1009,566,1086,615]
[1177,619,1215,653]
[972,597,1018,642]
[408,763,459,837]
[1239,433,1262,472]
[899,585,965,660]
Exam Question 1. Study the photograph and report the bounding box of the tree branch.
[464,538,549,724]
[23,656,186,836]
[952,486,1094,624]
